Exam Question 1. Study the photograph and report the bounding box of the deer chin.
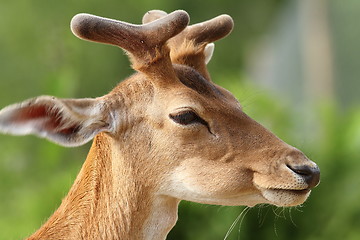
[172,191,270,208]
[256,186,311,207]
[203,187,311,207]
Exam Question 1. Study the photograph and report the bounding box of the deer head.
[0,10,320,239]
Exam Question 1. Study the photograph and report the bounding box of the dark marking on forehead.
[174,64,223,97]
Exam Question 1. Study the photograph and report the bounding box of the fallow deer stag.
[0,10,320,240]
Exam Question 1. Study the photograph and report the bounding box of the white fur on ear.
[204,43,215,64]
[0,96,113,147]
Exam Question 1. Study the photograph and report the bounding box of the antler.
[71,10,189,80]
[143,10,234,81]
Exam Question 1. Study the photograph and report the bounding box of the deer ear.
[0,96,113,147]
[204,43,215,64]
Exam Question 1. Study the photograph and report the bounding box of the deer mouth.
[270,188,311,195]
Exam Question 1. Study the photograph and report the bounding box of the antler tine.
[142,11,233,81]
[143,11,233,46]
[71,10,189,71]
[186,14,234,45]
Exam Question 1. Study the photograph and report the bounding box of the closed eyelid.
[169,110,214,135]
[169,111,201,125]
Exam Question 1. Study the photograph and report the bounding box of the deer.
[0,10,320,240]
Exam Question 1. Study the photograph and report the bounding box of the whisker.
[272,207,286,237]
[280,207,287,219]
[294,205,304,213]
[288,207,298,227]
[223,206,250,240]
[273,218,279,237]
[257,205,264,225]
[272,206,286,220]
[237,207,251,240]
[223,210,243,240]
[259,205,271,227]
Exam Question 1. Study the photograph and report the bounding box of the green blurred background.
[1,0,360,239]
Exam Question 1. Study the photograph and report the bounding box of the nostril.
[287,164,320,188]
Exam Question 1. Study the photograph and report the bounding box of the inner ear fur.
[0,96,113,147]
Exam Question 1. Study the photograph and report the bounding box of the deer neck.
[28,133,179,240]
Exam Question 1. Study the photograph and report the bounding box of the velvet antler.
[143,10,234,81]
[71,10,190,81]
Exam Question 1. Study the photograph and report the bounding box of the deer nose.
[287,164,320,189]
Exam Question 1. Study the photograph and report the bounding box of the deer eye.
[169,110,207,126]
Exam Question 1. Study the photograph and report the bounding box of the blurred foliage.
[1,0,360,240]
